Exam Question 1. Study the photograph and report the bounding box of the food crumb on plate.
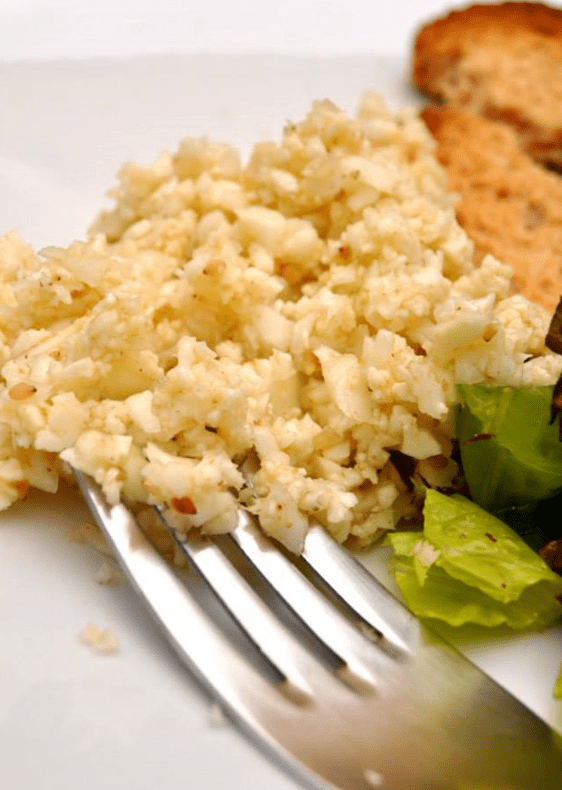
[208,703,228,728]
[78,622,120,654]
[95,560,119,585]
[67,521,112,555]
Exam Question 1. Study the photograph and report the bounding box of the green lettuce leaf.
[386,490,562,630]
[456,384,562,512]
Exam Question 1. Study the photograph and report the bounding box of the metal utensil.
[75,469,562,790]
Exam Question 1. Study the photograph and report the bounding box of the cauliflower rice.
[1,93,561,553]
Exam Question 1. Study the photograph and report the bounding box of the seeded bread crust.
[413,2,562,169]
[421,105,562,312]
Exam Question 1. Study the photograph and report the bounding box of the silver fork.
[74,469,562,790]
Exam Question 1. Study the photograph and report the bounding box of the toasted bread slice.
[421,105,562,311]
[413,2,562,169]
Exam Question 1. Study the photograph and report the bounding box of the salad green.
[386,384,562,633]
[383,292,562,697]
[455,384,562,513]
[387,489,562,629]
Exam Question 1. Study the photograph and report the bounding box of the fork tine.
[239,454,412,655]
[73,470,385,790]
[301,524,415,656]
[73,470,276,700]
[229,510,386,687]
[160,510,355,699]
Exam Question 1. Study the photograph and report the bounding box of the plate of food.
[2,4,562,789]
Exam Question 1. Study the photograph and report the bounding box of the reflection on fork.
[74,468,562,790]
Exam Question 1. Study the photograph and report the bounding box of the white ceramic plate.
[1,54,561,790]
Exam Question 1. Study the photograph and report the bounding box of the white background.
[5,0,562,61]
[3,1,450,60]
